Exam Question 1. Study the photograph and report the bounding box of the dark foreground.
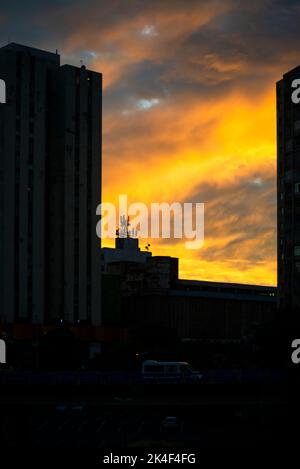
[0,382,287,450]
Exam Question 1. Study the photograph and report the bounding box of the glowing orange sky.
[3,0,300,286]
[102,88,277,286]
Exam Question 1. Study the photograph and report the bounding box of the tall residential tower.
[277,65,300,310]
[0,43,102,325]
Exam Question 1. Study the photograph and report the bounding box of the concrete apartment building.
[277,66,300,310]
[0,43,102,327]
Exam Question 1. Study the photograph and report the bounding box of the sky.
[1,0,300,286]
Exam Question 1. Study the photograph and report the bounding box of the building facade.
[277,66,300,310]
[124,279,276,341]
[0,43,102,326]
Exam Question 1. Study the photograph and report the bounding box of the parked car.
[141,360,203,382]
[160,416,180,431]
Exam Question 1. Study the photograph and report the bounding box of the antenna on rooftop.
[127,216,131,238]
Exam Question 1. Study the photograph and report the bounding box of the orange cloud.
[102,88,277,286]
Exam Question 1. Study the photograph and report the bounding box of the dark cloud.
[2,0,300,95]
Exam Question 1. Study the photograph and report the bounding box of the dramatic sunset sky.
[1,0,300,286]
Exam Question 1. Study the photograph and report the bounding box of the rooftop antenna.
[127,216,131,238]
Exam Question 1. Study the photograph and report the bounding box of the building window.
[294,246,300,257]
[286,140,293,152]
[295,120,300,134]
[295,182,300,194]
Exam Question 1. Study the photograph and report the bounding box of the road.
[0,393,287,449]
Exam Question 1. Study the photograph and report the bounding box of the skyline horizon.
[0,38,289,288]
[2,0,300,286]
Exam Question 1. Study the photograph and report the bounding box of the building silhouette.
[102,237,151,272]
[0,43,102,326]
[101,237,276,341]
[277,66,300,310]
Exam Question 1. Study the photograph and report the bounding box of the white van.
[141,360,202,382]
